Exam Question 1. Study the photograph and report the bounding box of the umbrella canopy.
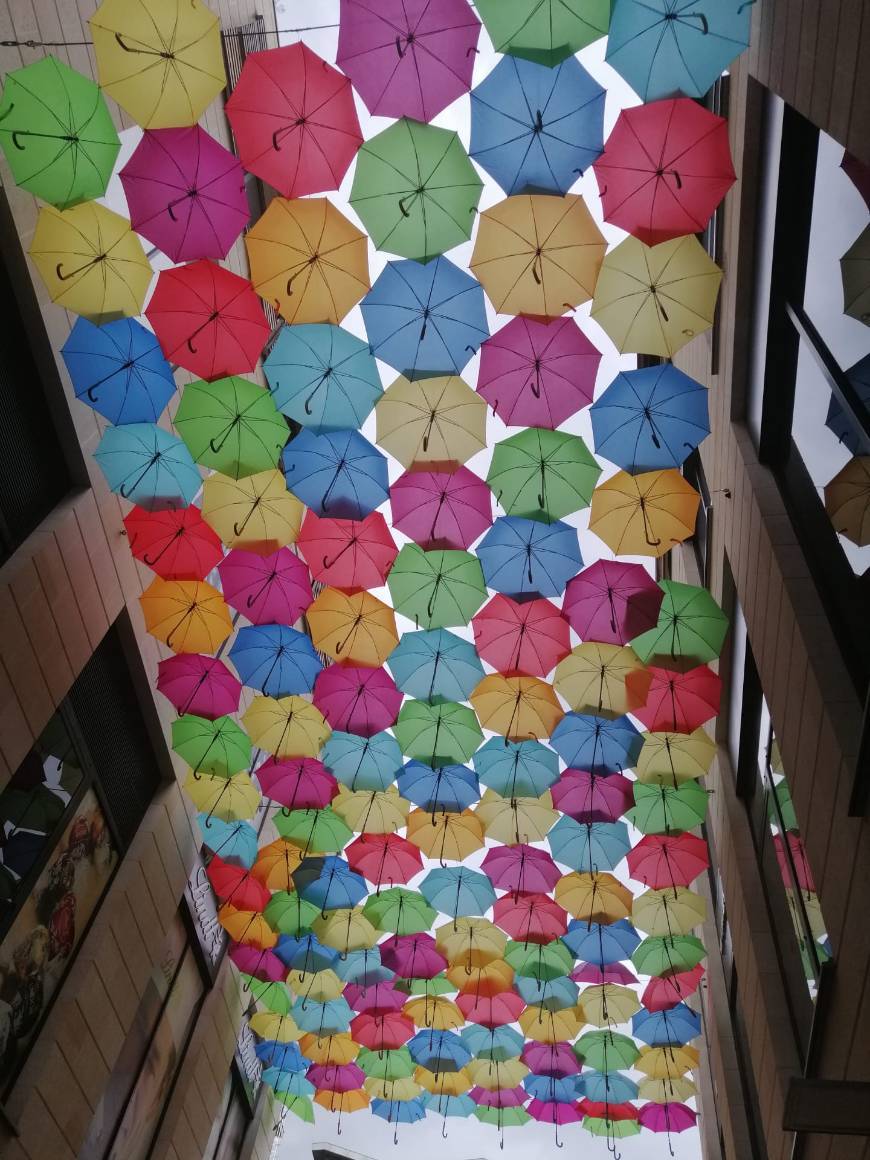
[638,1100,698,1137]
[563,559,664,645]
[158,655,241,721]
[365,889,437,937]
[95,423,200,511]
[297,511,397,591]
[123,505,222,580]
[556,872,634,924]
[421,867,497,920]
[631,579,729,665]
[470,674,563,741]
[482,843,560,895]
[258,760,337,811]
[183,771,260,822]
[388,629,485,703]
[627,833,710,890]
[306,587,398,667]
[826,353,870,453]
[346,834,423,886]
[388,546,488,631]
[283,429,389,520]
[589,468,700,558]
[252,835,303,892]
[476,790,557,844]
[632,935,706,976]
[630,781,709,835]
[230,625,322,697]
[474,737,560,798]
[550,713,642,775]
[478,517,583,599]
[475,0,610,64]
[562,918,640,964]
[332,786,410,835]
[265,890,320,937]
[519,1005,583,1045]
[505,941,574,983]
[313,910,378,955]
[472,595,570,677]
[314,666,403,737]
[226,42,362,198]
[575,1029,639,1072]
[493,893,568,944]
[825,456,870,546]
[436,918,506,970]
[174,377,287,480]
[172,713,251,778]
[382,936,449,981]
[578,984,640,1028]
[548,817,632,873]
[522,1042,581,1077]
[631,664,722,734]
[841,225,870,325]
[636,728,717,787]
[471,194,606,317]
[376,376,487,469]
[554,642,650,718]
[406,809,486,864]
[242,695,331,759]
[390,468,493,551]
[488,428,601,522]
[322,731,403,793]
[450,959,515,996]
[635,1044,699,1079]
[638,1075,698,1103]
[201,469,304,554]
[293,856,368,912]
[550,770,634,824]
[141,579,232,656]
[642,965,705,1012]
[218,547,312,627]
[633,888,707,937]
[582,1072,638,1103]
[398,762,480,814]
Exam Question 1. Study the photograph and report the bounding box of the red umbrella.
[156,653,242,719]
[572,962,637,986]
[145,259,269,381]
[256,757,338,811]
[563,560,663,646]
[218,547,313,626]
[207,854,270,911]
[456,991,526,1027]
[390,467,492,551]
[379,933,447,979]
[492,894,568,944]
[630,664,721,734]
[307,1062,367,1092]
[481,844,560,895]
[296,510,398,590]
[472,595,570,677]
[521,1041,581,1078]
[774,832,817,894]
[351,1011,415,1051]
[626,834,709,891]
[641,964,705,1012]
[470,1085,528,1108]
[345,833,423,886]
[229,942,286,982]
[580,1099,638,1123]
[593,98,736,246]
[124,505,223,580]
[550,769,634,823]
[226,42,362,198]
[344,981,407,1015]
[477,316,601,429]
[313,665,403,736]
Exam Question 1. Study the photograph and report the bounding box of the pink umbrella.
[572,962,637,986]
[344,982,407,1014]
[256,757,338,811]
[337,0,481,123]
[550,770,634,823]
[346,834,423,886]
[157,653,242,719]
[218,547,313,626]
[642,964,705,1012]
[379,933,447,979]
[307,1062,367,1092]
[477,316,601,428]
[482,844,560,895]
[527,1099,583,1125]
[456,991,525,1027]
[631,664,721,734]
[296,510,398,591]
[120,126,248,263]
[492,894,568,944]
[638,1101,697,1137]
[472,595,570,677]
[390,467,493,551]
[313,665,403,736]
[774,832,816,894]
[471,1086,527,1109]
[563,560,663,646]
[229,942,286,982]
[521,1041,581,1078]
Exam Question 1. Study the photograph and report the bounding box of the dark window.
[701,74,730,375]
[683,449,712,585]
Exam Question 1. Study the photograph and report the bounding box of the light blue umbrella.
[321,731,403,791]
[582,1072,638,1102]
[371,1097,427,1127]
[461,1024,525,1062]
[515,975,579,1010]
[263,323,382,433]
[228,625,322,696]
[94,422,200,510]
[263,1069,315,1096]
[632,1004,701,1046]
[477,516,582,598]
[388,629,485,702]
[273,933,339,974]
[473,737,560,798]
[398,762,480,813]
[550,713,642,774]
[408,1029,472,1072]
[421,867,497,920]
[562,919,641,965]
[291,997,353,1036]
[198,814,258,868]
[335,947,395,986]
[547,817,632,872]
[422,1092,476,1118]
[255,1041,310,1072]
[523,1073,583,1102]
[292,856,368,912]
[282,428,388,519]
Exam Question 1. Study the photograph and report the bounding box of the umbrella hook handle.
[682,11,709,33]
[398,195,413,218]
[395,35,405,57]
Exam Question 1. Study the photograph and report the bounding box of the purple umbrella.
[307,1062,366,1092]
[563,560,663,645]
[638,1101,697,1152]
[390,468,493,551]
[380,933,447,979]
[313,665,403,736]
[344,981,407,1014]
[218,548,313,626]
[471,1086,528,1109]
[482,844,561,895]
[157,653,242,719]
[571,961,638,986]
[120,126,248,263]
[527,1099,583,1125]
[229,943,287,982]
[521,1041,581,1078]
[550,770,635,824]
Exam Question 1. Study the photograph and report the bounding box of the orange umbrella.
[301,1032,359,1065]
[314,1089,370,1113]
[589,469,699,559]
[406,809,485,865]
[251,838,303,891]
[218,904,277,949]
[448,959,514,996]
[470,674,563,740]
[139,577,232,654]
[306,587,399,666]
[436,917,506,969]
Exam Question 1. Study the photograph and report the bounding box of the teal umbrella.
[388,629,485,702]
[473,736,560,797]
[321,731,403,791]
[421,867,497,919]
[631,579,729,665]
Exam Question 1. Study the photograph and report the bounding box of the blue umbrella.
[388,629,485,702]
[632,1004,701,1047]
[398,762,480,813]
[335,947,395,986]
[826,353,870,453]
[477,516,582,598]
[263,1068,315,1096]
[255,1041,310,1072]
[420,867,497,919]
[321,731,403,791]
[606,0,753,102]
[361,257,489,380]
[470,55,605,196]
[550,713,642,774]
[198,814,258,868]
[94,422,201,510]
[422,1092,476,1118]
[291,997,353,1036]
[473,737,560,798]
[273,933,339,974]
[461,1024,525,1062]
[61,316,175,425]
[562,919,641,965]
[371,1097,427,1127]
[408,1029,472,1072]
[523,1073,583,1102]
[264,323,383,433]
[590,365,710,474]
[292,856,368,912]
[547,817,632,872]
[582,1072,637,1102]
[515,975,579,1010]
[228,625,322,697]
[282,428,388,519]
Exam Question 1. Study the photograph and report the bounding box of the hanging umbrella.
[488,428,601,521]
[123,506,222,580]
[519,1005,583,1045]
[357,1047,415,1080]
[398,762,480,814]
[629,782,710,835]
[230,625,322,697]
[306,587,398,667]
[550,770,635,823]
[388,546,487,631]
[548,817,632,873]
[293,856,368,912]
[482,844,560,895]
[416,1066,471,1096]
[562,918,641,964]
[322,731,403,793]
[345,982,406,1015]
[824,456,870,545]
[253,841,303,893]
[174,376,287,479]
[578,984,640,1028]
[30,202,151,323]
[474,737,560,801]
[141,579,232,655]
[376,374,487,469]
[408,1029,472,1072]
[589,468,700,558]
[521,1042,580,1078]
[436,918,506,970]
[332,786,410,835]
[313,1087,368,1114]
[345,834,423,886]
[642,965,705,1011]
[264,891,319,939]
[504,941,574,983]
[301,1033,360,1066]
[201,469,304,554]
[388,629,485,703]
[467,1058,529,1090]
[406,809,486,864]
[477,316,601,429]
[633,888,707,937]
[472,595,569,678]
[477,516,582,598]
[841,225,870,325]
[631,579,729,665]
[231,944,286,982]
[361,257,489,380]
[471,193,606,317]
[219,905,277,950]
[313,666,403,736]
[550,713,642,774]
[470,674,563,741]
[476,790,557,845]
[364,889,438,937]
[95,423,199,511]
[350,119,481,262]
[218,547,312,627]
[638,1075,697,1103]
[183,771,260,822]
[493,894,568,944]
[470,55,604,196]
[370,1095,427,1129]
[581,1100,641,1141]
[172,714,250,777]
[475,0,609,64]
[245,196,369,325]
[632,935,706,977]
[635,1044,699,1079]
[450,960,515,996]
[422,1091,476,1119]
[307,1062,366,1092]
[158,655,241,721]
[563,559,664,646]
[631,664,721,734]
[474,1105,531,1131]
[590,234,722,357]
[313,910,379,955]
[207,856,270,911]
[554,643,650,718]
[826,353,870,453]
[555,872,634,924]
[145,259,269,381]
[390,468,493,551]
[264,324,382,434]
[382,936,449,982]
[200,816,258,868]
[226,42,362,198]
[420,867,497,920]
[575,1029,639,1072]
[242,695,331,759]
[282,428,389,519]
[638,1101,698,1146]
[582,1072,638,1103]
[627,833,709,890]
[337,0,480,123]
[297,511,397,591]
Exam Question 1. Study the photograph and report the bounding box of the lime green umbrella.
[394,699,483,766]
[274,806,353,855]
[364,888,438,936]
[357,1047,416,1080]
[584,1115,640,1140]
[629,782,709,836]
[487,428,601,521]
[505,940,574,982]
[388,545,487,630]
[394,974,455,997]
[171,714,251,777]
[574,1029,639,1071]
[631,579,729,665]
[771,780,798,833]
[0,56,120,208]
[264,891,319,936]
[474,1106,531,1128]
[631,934,706,976]
[350,119,482,262]
[277,1092,315,1122]
[242,977,294,1015]
[174,377,288,480]
[475,0,611,65]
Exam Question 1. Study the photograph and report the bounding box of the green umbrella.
[394,699,483,766]
[273,807,353,855]
[242,977,294,1015]
[171,714,251,777]
[394,974,455,997]
[357,1047,416,1080]
[363,887,437,936]
[771,780,798,833]
[388,545,487,630]
[0,56,120,209]
[264,891,320,936]
[631,934,706,977]
[174,377,288,480]
[631,580,729,665]
[487,428,601,521]
[474,1106,531,1128]
[504,940,574,982]
[350,118,482,262]
[276,1092,314,1123]
[475,0,611,65]
[629,782,709,836]
[584,1115,640,1140]
[574,1029,639,1071]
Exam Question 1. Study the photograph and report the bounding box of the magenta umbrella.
[481,844,561,895]
[379,933,447,979]
[638,1101,697,1138]
[307,1062,366,1092]
[157,653,242,719]
[218,547,313,626]
[563,560,663,646]
[477,316,601,429]
[256,757,338,811]
[550,770,634,823]
[120,126,248,263]
[390,467,493,550]
[229,942,286,982]
[527,1099,583,1125]
[313,665,403,736]
[572,962,637,986]
[521,1041,581,1078]
[471,1086,528,1109]
[344,981,407,1014]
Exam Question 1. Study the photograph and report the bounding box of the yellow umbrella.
[246,197,370,325]
[638,1076,698,1104]
[470,193,606,317]
[375,375,487,468]
[470,674,563,741]
[314,1089,370,1113]
[287,969,345,1002]
[249,1012,303,1042]
[306,587,399,667]
[824,456,870,546]
[448,959,515,996]
[466,1059,529,1090]
[332,786,411,835]
[404,995,464,1031]
[554,643,650,719]
[242,696,330,759]
[301,1032,359,1065]
[201,469,304,553]
[632,888,707,936]
[90,0,225,128]
[252,838,303,891]
[591,234,722,356]
[183,771,260,822]
[475,789,557,844]
[415,1067,471,1096]
[436,917,506,969]
[636,729,716,786]
[555,872,634,923]
[578,984,640,1028]
[139,577,232,655]
[364,1077,421,1101]
[518,1004,583,1044]
[635,1044,699,1079]
[29,202,151,322]
[406,809,485,864]
[589,469,700,559]
[314,908,379,954]
[218,904,277,949]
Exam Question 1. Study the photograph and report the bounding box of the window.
[702,75,729,376]
[682,449,712,585]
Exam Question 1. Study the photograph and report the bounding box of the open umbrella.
[230,625,322,697]
[638,1075,698,1103]
[630,782,709,835]
[825,456,870,545]
[472,595,569,678]
[420,867,497,920]
[554,643,650,718]
[297,511,397,591]
[174,377,287,479]
[242,695,331,759]
[550,770,635,823]
[522,1042,580,1078]
[638,1101,698,1149]
[519,1005,583,1045]
[631,664,721,734]
[388,630,485,703]
[636,729,717,787]
[141,579,232,655]
[283,429,389,520]
[841,225,870,325]
[95,423,200,510]
[578,984,640,1028]
[314,666,403,737]
[257,760,337,812]
[633,888,706,937]
[642,965,705,1012]
[476,0,609,64]
[184,771,260,822]
[406,809,486,864]
[388,546,487,631]
[390,468,493,551]
[493,894,568,944]
[398,762,480,814]
[313,910,378,955]
[251,835,302,892]
[627,833,709,890]
[293,856,368,912]
[345,834,423,886]
[470,674,563,741]
[563,919,640,964]
[548,817,632,872]
[408,1028,472,1071]
[207,855,269,911]
[635,1044,699,1080]
[482,844,561,895]
[826,353,870,453]
[322,731,403,793]
[556,872,634,924]
[382,936,449,982]
[218,548,312,627]
[172,714,250,777]
[345,983,406,1016]
[477,516,583,598]
[505,941,574,983]
[582,1072,638,1104]
[474,737,560,798]
[332,786,410,835]
[158,655,241,721]
[550,713,642,774]
[376,376,487,469]
[476,790,557,845]
[488,428,601,521]
[575,1029,639,1072]
[632,935,706,976]
[201,469,304,554]
[365,889,437,937]
[124,505,222,580]
[589,468,700,558]
[451,960,515,996]
[563,559,664,645]
[306,587,398,667]
[631,579,729,665]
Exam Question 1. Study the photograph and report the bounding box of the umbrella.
[306,587,398,667]
[390,468,493,551]
[307,1062,365,1092]
[482,844,560,895]
[550,713,642,774]
[471,193,606,318]
[382,936,449,981]
[145,259,269,381]
[231,945,286,983]
[314,910,379,955]
[590,365,710,474]
[550,770,635,823]
[226,42,362,198]
[200,817,258,868]
[632,935,706,976]
[159,655,241,720]
[364,888,437,937]
[826,353,870,453]
[475,0,609,64]
[297,511,397,591]
[361,257,489,380]
[631,579,729,665]
[371,1096,426,1130]
[184,771,260,822]
[398,762,480,814]
[376,375,487,469]
[242,695,331,759]
[345,983,406,1015]
[61,316,175,426]
[218,548,312,627]
[230,625,322,697]
[388,546,487,630]
[575,1029,639,1072]
[627,833,709,890]
[416,1067,471,1095]
[470,55,604,196]
[123,505,222,580]
[825,456,870,545]
[630,782,710,835]
[638,1076,697,1103]
[245,196,369,325]
[357,1047,415,1080]
[477,516,582,599]
[408,1029,472,1073]
[313,666,403,736]
[388,629,485,703]
[207,856,269,911]
[638,1101,698,1146]
[0,55,119,208]
[95,423,199,511]
[563,559,664,646]
[264,324,382,434]
[578,984,640,1028]
[521,1042,580,1078]
[582,1101,640,1141]
[420,867,496,920]
[89,0,225,128]
[504,941,574,983]
[476,790,557,844]
[174,377,287,480]
[606,0,753,102]
[141,579,232,655]
[643,965,706,1012]
[493,894,568,944]
[470,674,563,741]
[322,731,403,792]
[406,809,486,864]
[422,1091,476,1119]
[519,1005,583,1045]
[436,919,505,970]
[841,225,870,325]
[30,202,151,323]
[219,906,276,950]
[171,714,250,777]
[633,888,707,937]
[589,468,700,558]
[282,429,389,520]
[119,126,247,262]
[472,595,569,678]
[631,664,722,734]
[264,889,320,937]
[582,1073,638,1103]
[488,428,600,521]
[450,960,515,996]
[345,834,423,886]
[313,1088,368,1114]
[635,1044,699,1079]
[332,786,410,835]
[590,234,722,357]
[556,872,634,924]
[201,469,303,555]
[548,817,632,872]
[467,1058,528,1089]
[350,119,481,262]
[562,918,641,964]
[554,643,650,718]
[294,996,353,1037]
[337,0,480,123]
[293,856,368,912]
[474,737,560,798]
[474,1105,531,1132]
[302,1033,360,1066]
[252,840,303,892]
